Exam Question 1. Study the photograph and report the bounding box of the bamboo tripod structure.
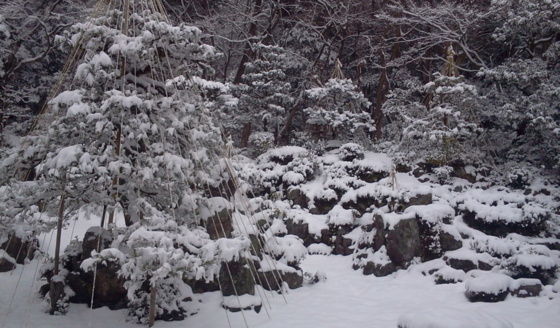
[10,0,290,326]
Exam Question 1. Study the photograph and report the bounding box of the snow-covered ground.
[2,253,559,328]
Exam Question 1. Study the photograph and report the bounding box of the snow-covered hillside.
[2,145,560,328]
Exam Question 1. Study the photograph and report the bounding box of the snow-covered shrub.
[248,132,275,157]
[433,165,454,184]
[506,167,533,189]
[503,244,559,283]
[265,234,307,267]
[338,143,364,161]
[102,224,205,323]
[258,146,309,166]
[252,146,316,193]
[304,78,373,144]
[384,73,484,167]
[303,270,327,285]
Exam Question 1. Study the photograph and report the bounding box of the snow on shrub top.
[370,246,392,265]
[470,236,520,257]
[200,237,251,263]
[445,247,496,266]
[285,209,328,237]
[352,152,392,172]
[283,171,305,185]
[509,254,557,272]
[465,273,513,294]
[265,234,307,266]
[258,253,297,273]
[404,203,455,224]
[257,146,308,164]
[198,197,233,220]
[507,244,559,271]
[45,145,82,170]
[327,205,355,226]
[338,143,364,161]
[460,199,524,222]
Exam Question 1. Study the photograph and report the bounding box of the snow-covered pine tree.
[383,45,483,170]
[218,42,310,154]
[0,0,255,321]
[304,60,373,145]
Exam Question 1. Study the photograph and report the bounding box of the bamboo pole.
[107,126,122,226]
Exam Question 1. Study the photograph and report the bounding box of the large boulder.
[65,261,127,310]
[287,187,309,209]
[465,273,513,303]
[1,234,38,264]
[439,230,463,253]
[63,228,127,310]
[385,218,422,266]
[219,258,255,296]
[205,208,233,240]
[258,266,303,291]
[509,278,542,298]
[0,255,16,272]
[284,219,316,246]
[92,262,128,309]
[82,227,113,261]
[444,249,496,273]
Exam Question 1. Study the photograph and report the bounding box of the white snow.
[353,152,392,172]
[327,205,355,226]
[2,254,560,328]
[405,203,455,224]
[465,273,513,294]
[307,243,332,255]
[398,307,514,328]
[222,294,262,310]
[46,145,82,169]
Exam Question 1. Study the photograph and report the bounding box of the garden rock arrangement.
[244,145,560,303]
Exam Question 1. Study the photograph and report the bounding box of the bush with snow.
[338,143,365,161]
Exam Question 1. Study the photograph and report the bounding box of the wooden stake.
[148,285,157,327]
[100,205,107,228]
[53,193,66,276]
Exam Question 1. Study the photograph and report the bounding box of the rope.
[218,138,289,300]
[214,156,277,308]
[2,249,26,328]
[20,225,49,328]
[0,233,15,263]
[155,40,254,328]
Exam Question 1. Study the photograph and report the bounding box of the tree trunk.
[240,122,252,148]
[233,0,263,84]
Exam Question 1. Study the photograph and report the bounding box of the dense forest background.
[1,0,559,181]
